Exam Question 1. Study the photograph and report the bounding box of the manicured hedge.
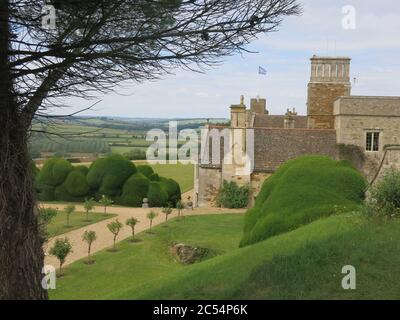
[37,158,73,186]
[35,155,181,208]
[148,182,169,207]
[137,165,154,178]
[118,173,150,207]
[64,169,90,197]
[86,154,136,197]
[160,177,181,206]
[240,156,367,247]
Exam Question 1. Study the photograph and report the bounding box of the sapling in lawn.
[126,217,139,242]
[147,211,158,233]
[107,220,123,252]
[82,230,97,264]
[83,198,95,221]
[64,205,76,228]
[49,238,73,277]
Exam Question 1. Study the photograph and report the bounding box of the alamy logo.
[341,265,356,290]
[342,5,357,30]
[146,121,255,176]
[41,265,56,290]
[41,5,57,30]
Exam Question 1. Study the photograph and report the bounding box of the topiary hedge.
[36,158,73,187]
[35,155,181,208]
[160,177,182,206]
[118,172,151,207]
[137,165,154,178]
[148,182,169,207]
[86,154,136,197]
[240,155,367,247]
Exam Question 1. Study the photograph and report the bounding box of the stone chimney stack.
[230,95,247,128]
[284,108,297,129]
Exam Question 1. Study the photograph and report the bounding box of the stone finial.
[240,95,244,105]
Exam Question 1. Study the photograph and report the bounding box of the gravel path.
[42,196,245,267]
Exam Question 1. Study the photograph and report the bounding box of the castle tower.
[307,55,351,129]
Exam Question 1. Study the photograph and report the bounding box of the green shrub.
[147,182,169,207]
[74,165,89,175]
[63,169,90,197]
[37,158,73,187]
[86,154,136,197]
[240,156,367,247]
[54,184,87,202]
[216,181,250,209]
[368,170,400,218]
[118,173,151,207]
[137,165,154,178]
[37,183,56,201]
[148,173,160,181]
[160,178,181,207]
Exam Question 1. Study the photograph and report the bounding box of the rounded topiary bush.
[74,165,89,175]
[37,158,73,187]
[118,173,151,207]
[137,165,154,178]
[63,169,90,197]
[160,178,181,206]
[149,173,160,181]
[240,155,367,247]
[54,184,86,202]
[37,183,56,201]
[86,154,136,197]
[147,181,169,207]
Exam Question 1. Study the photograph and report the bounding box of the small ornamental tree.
[82,231,97,264]
[64,205,76,227]
[147,211,158,232]
[162,206,173,224]
[107,220,123,252]
[49,238,73,277]
[99,195,113,214]
[38,207,58,241]
[176,201,184,219]
[83,198,95,221]
[126,217,139,242]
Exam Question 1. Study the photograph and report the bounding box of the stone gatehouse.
[194,55,400,207]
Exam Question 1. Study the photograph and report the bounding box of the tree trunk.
[0,0,48,300]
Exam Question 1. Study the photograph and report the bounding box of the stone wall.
[250,172,272,207]
[254,128,338,171]
[196,166,222,207]
[335,96,400,181]
[307,82,351,129]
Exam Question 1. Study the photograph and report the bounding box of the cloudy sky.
[59,0,400,118]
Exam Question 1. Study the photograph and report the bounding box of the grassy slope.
[50,214,243,300]
[47,211,116,238]
[241,156,367,247]
[121,214,400,300]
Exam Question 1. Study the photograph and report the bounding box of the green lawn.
[50,214,244,300]
[50,212,400,300]
[147,163,194,193]
[47,211,117,238]
[123,214,400,300]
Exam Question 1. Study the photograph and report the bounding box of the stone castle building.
[194,55,400,207]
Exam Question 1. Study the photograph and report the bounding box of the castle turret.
[307,55,351,129]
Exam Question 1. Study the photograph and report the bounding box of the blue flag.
[258,66,267,75]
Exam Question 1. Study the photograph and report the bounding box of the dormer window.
[366,132,380,152]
